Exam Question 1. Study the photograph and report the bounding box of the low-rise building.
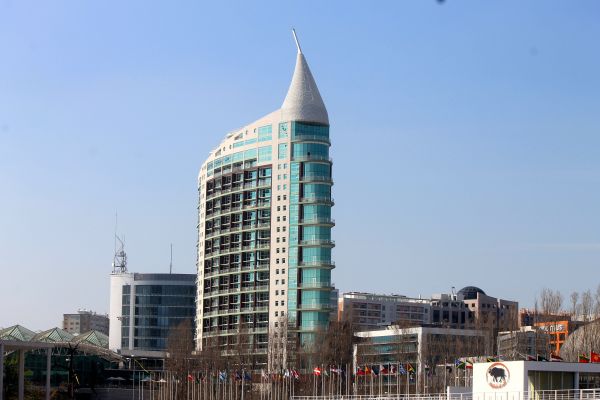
[109,271,196,358]
[63,309,109,335]
[497,327,550,359]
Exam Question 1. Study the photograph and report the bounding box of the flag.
[465,360,473,369]
[486,357,498,362]
[591,352,600,363]
[187,374,194,382]
[579,354,590,363]
[330,366,342,375]
[261,369,269,381]
[389,364,397,374]
[380,364,389,375]
[364,366,371,375]
[356,367,365,376]
[537,355,548,362]
[291,370,299,380]
[398,364,407,375]
[527,354,537,361]
[244,371,252,381]
[219,371,227,382]
[550,353,563,362]
[313,367,322,376]
[455,359,466,370]
[371,365,379,376]
[407,363,415,373]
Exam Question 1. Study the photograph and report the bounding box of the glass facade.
[288,121,334,345]
[120,277,195,352]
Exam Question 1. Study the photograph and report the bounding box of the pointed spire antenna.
[292,28,302,54]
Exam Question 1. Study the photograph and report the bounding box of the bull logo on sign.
[486,362,510,389]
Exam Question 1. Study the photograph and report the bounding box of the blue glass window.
[258,125,272,142]
[278,143,288,160]
[292,143,329,159]
[258,146,272,163]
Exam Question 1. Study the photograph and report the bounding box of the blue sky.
[1,1,599,330]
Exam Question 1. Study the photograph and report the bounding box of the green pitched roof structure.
[0,325,36,341]
[72,330,109,349]
[32,327,75,343]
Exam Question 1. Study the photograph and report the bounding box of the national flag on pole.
[313,367,322,376]
[486,357,498,362]
[380,364,389,375]
[371,365,379,376]
[579,354,590,363]
[465,360,473,369]
[550,353,563,362]
[455,359,466,370]
[356,367,365,376]
[591,352,600,363]
[527,354,537,361]
[398,364,407,375]
[187,374,194,382]
[261,369,269,381]
[537,354,548,362]
[291,370,299,380]
[364,366,371,375]
[407,363,415,373]
[219,371,227,382]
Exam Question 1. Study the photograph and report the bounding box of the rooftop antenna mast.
[169,243,173,274]
[111,212,128,273]
[292,28,302,54]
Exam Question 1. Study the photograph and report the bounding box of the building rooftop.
[280,30,329,125]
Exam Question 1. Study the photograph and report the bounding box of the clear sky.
[1,1,599,330]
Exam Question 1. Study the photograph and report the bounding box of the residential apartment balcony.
[298,217,335,226]
[297,261,335,269]
[296,280,333,290]
[298,239,335,247]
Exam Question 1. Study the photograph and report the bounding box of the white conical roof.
[280,31,329,125]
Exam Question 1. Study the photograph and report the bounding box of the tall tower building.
[196,32,334,365]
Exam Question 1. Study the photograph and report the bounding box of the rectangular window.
[279,122,289,138]
[278,143,288,160]
[258,125,272,142]
[258,146,272,163]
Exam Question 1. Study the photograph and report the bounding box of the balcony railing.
[298,239,335,247]
[298,217,335,226]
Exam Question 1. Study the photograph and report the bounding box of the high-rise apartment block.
[196,33,334,363]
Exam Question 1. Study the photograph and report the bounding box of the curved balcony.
[298,175,333,184]
[298,195,334,206]
[296,280,333,290]
[203,262,270,280]
[294,303,333,312]
[298,239,335,247]
[291,155,333,163]
[205,220,271,240]
[297,261,335,269]
[202,305,269,318]
[206,179,271,201]
[290,135,330,145]
[298,217,335,227]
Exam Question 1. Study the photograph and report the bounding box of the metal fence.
[291,389,600,400]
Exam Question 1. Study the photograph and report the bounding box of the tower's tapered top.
[281,30,329,125]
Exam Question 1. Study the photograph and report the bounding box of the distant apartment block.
[63,309,109,335]
[338,292,431,331]
[339,286,518,333]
